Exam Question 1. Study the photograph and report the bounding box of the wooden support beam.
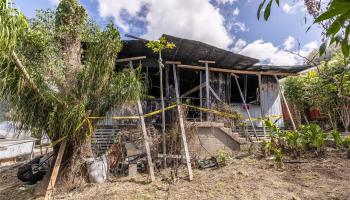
[198,60,215,64]
[274,75,297,131]
[258,74,267,138]
[209,86,222,102]
[205,62,210,119]
[172,64,193,181]
[199,72,203,121]
[165,61,181,64]
[233,75,258,141]
[129,61,155,181]
[177,64,298,76]
[116,56,146,63]
[44,140,67,200]
[180,83,205,98]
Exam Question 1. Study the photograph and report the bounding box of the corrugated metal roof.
[118,34,312,73]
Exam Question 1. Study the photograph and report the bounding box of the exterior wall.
[260,75,284,127]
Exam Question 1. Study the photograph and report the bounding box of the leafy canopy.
[0,0,145,141]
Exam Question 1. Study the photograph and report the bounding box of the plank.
[172,64,193,181]
[129,61,155,182]
[274,75,297,131]
[177,64,298,76]
[198,60,215,64]
[44,139,67,200]
[116,56,146,63]
[205,62,210,118]
[180,83,205,98]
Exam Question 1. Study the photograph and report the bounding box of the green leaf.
[326,21,341,36]
[275,0,280,6]
[257,0,266,20]
[319,42,327,56]
[314,9,347,23]
[264,0,273,21]
[341,39,349,57]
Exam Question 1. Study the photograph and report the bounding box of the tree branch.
[11,51,41,94]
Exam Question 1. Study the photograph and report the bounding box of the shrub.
[274,148,283,169]
[216,149,231,166]
[331,130,343,147]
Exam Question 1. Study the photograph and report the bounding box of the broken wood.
[172,63,193,181]
[44,139,67,200]
[129,61,155,182]
[274,75,297,131]
[177,64,298,76]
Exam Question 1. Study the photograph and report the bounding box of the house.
[92,34,312,158]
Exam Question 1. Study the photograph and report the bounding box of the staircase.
[187,122,251,155]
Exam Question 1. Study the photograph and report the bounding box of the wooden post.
[199,71,203,122]
[233,74,258,140]
[129,61,155,181]
[258,74,267,138]
[44,140,67,200]
[205,62,210,112]
[274,75,297,131]
[172,64,193,181]
[158,54,167,168]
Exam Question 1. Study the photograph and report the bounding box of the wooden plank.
[258,74,267,138]
[180,83,205,98]
[129,61,155,182]
[165,61,181,64]
[199,72,203,121]
[116,56,146,63]
[172,64,193,181]
[44,139,67,200]
[274,75,297,131]
[232,74,257,141]
[209,86,222,102]
[198,60,215,64]
[177,64,298,76]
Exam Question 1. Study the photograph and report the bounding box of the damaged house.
[92,34,311,168]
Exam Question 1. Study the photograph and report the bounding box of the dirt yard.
[1,150,350,200]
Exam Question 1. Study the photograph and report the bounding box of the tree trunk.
[34,138,93,196]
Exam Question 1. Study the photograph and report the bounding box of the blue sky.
[13,0,322,65]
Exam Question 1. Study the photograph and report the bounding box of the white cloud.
[97,0,234,49]
[233,7,240,16]
[283,36,296,50]
[232,22,248,32]
[282,1,305,14]
[232,38,247,52]
[215,0,238,4]
[238,38,318,65]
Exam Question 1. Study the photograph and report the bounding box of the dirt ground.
[1,149,350,200]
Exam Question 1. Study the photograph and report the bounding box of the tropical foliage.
[284,52,350,131]
[0,0,144,185]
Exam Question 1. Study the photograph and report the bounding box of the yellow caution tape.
[49,103,282,147]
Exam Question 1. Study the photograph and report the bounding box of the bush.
[216,149,231,166]
[331,130,343,147]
